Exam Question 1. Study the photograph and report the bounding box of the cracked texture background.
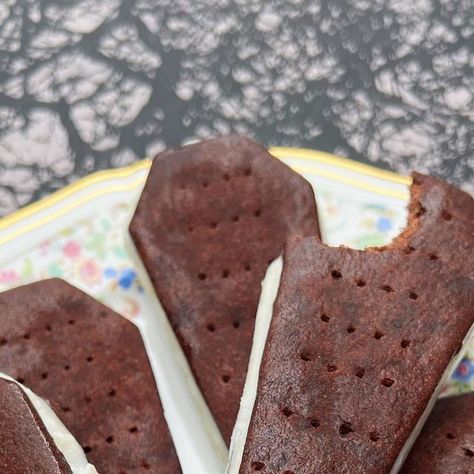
[0,0,473,216]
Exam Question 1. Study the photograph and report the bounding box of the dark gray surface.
[0,0,473,215]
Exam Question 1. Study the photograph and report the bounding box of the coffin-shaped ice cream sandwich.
[0,374,97,473]
[228,174,474,473]
[129,135,320,442]
[0,279,180,473]
[401,393,474,473]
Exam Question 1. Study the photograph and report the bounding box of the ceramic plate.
[0,147,472,473]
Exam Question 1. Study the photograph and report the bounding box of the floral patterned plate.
[0,148,471,473]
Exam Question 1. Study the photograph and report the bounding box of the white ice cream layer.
[227,256,283,474]
[126,233,228,474]
[0,373,98,474]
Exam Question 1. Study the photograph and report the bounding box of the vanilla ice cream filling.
[227,256,283,474]
[0,373,98,474]
[126,233,228,474]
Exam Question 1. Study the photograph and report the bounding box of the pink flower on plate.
[78,259,101,285]
[63,240,81,258]
[0,270,19,284]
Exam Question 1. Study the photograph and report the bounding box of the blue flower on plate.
[376,217,392,232]
[103,267,117,279]
[452,357,474,382]
[118,269,137,289]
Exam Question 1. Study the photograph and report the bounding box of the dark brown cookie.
[0,377,71,474]
[401,393,474,474]
[129,135,320,442]
[239,237,474,473]
[0,279,181,474]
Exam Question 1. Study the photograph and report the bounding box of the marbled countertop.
[0,0,473,215]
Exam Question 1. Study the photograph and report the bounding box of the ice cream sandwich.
[129,135,320,442]
[0,279,180,473]
[228,172,474,474]
[401,393,474,473]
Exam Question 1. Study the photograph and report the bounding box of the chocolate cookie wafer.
[401,393,474,473]
[0,279,180,474]
[0,374,97,474]
[229,237,474,474]
[129,135,319,442]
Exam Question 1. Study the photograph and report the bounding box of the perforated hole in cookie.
[404,246,415,255]
[347,325,356,334]
[428,253,439,260]
[327,365,337,372]
[232,321,240,329]
[299,352,312,362]
[374,331,384,340]
[206,323,215,332]
[282,407,293,417]
[198,273,207,281]
[129,426,138,433]
[446,433,455,440]
[251,461,264,471]
[244,168,251,176]
[320,313,330,323]
[68,320,75,326]
[253,210,261,217]
[463,448,474,457]
[23,334,30,340]
[283,471,295,474]
[0,338,7,346]
[339,422,353,437]
[17,377,25,384]
[231,215,239,222]
[141,460,151,469]
[306,417,320,429]
[355,368,365,378]
[222,270,230,279]
[222,374,230,383]
[41,372,48,380]
[331,270,342,280]
[356,279,366,287]
[381,378,394,387]
[83,446,92,454]
[106,435,114,444]
[409,292,418,300]
[86,356,94,363]
[244,263,251,271]
[401,339,410,348]
[380,285,393,293]
[223,173,231,181]
[108,389,117,397]
[369,431,380,442]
